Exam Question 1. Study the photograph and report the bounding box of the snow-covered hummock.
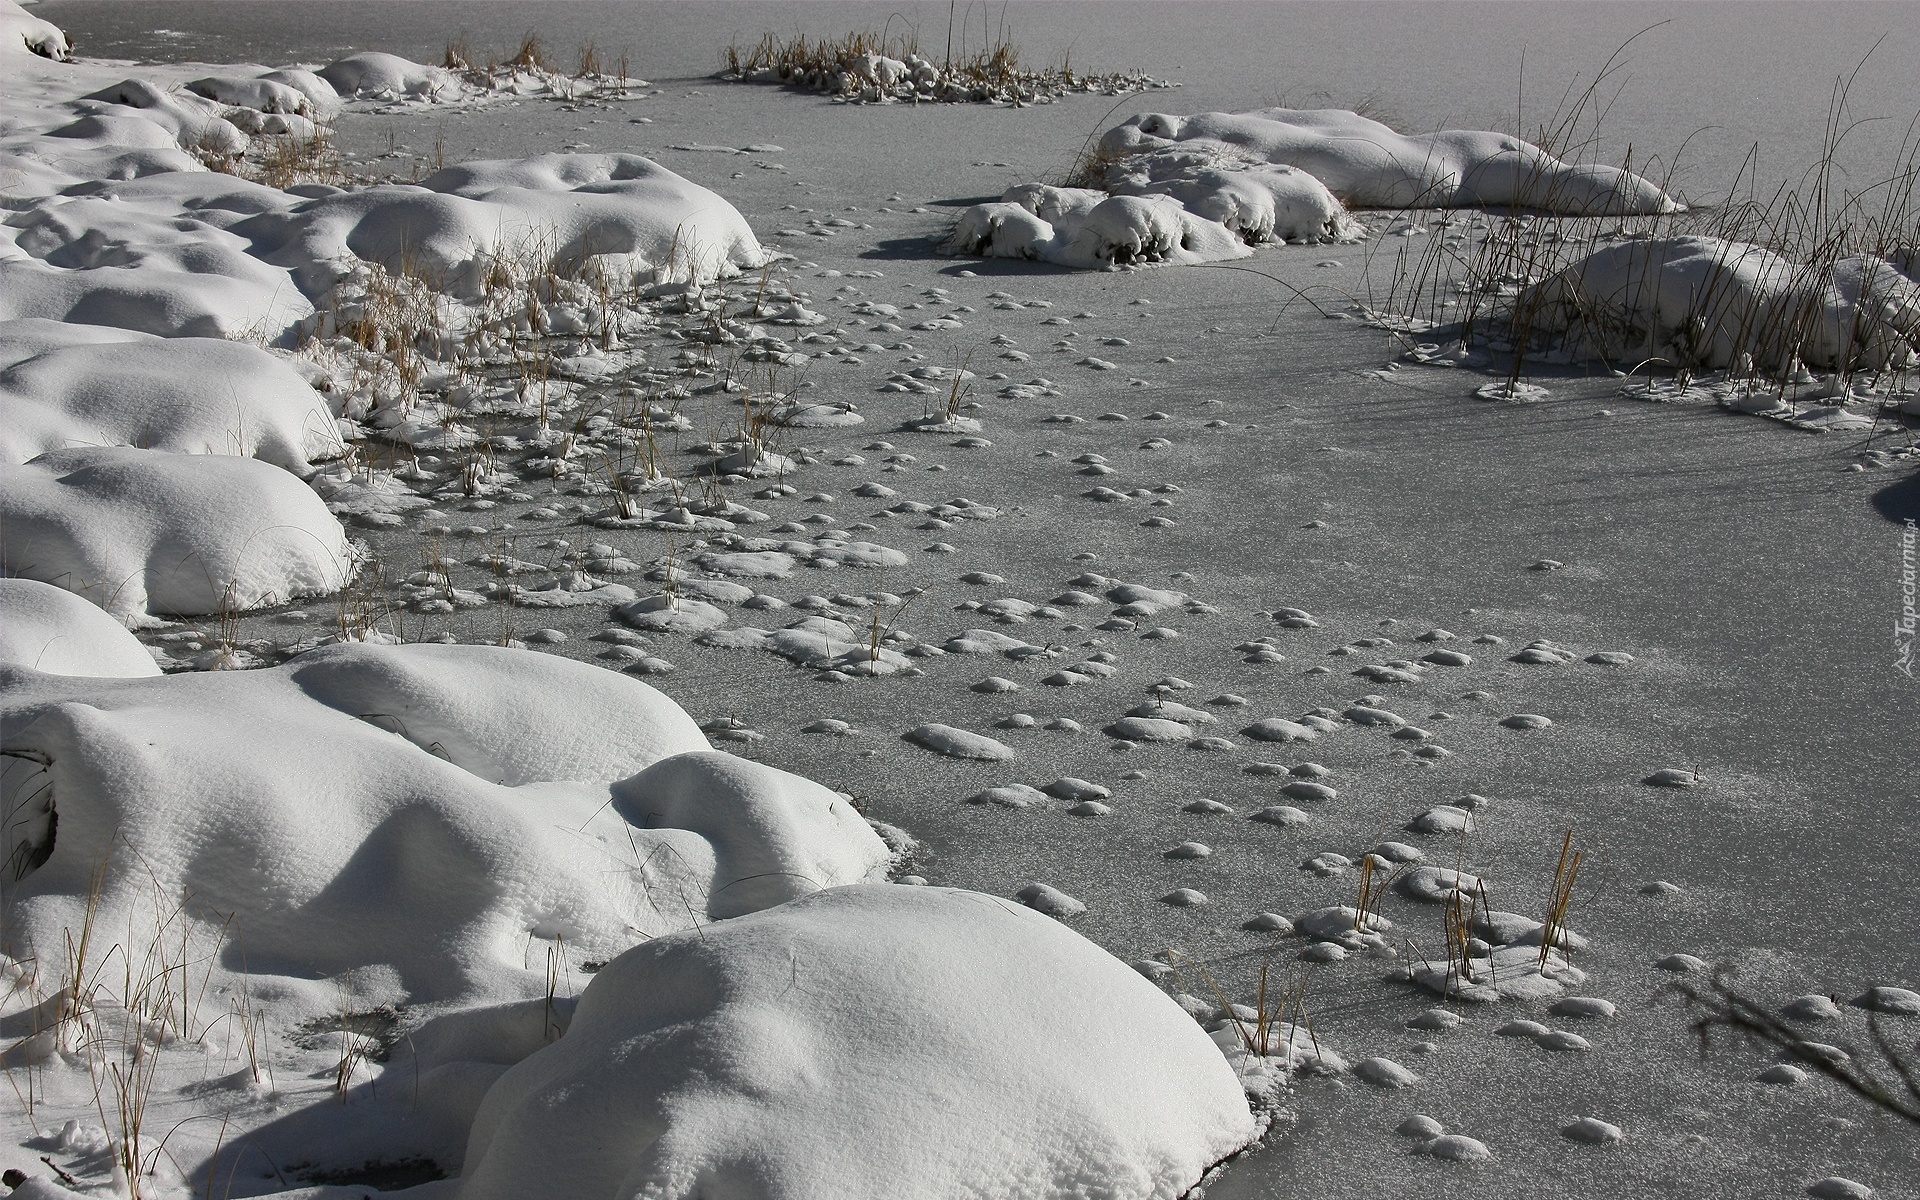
[0,179,317,341]
[0,577,160,676]
[1521,235,1920,370]
[942,105,1680,269]
[459,884,1256,1200]
[0,319,342,472]
[243,153,773,301]
[1099,108,1682,215]
[0,643,894,1007]
[941,186,1254,269]
[0,445,353,624]
[318,50,463,102]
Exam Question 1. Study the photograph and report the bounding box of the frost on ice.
[459,885,1256,1200]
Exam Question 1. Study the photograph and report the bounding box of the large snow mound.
[0,319,342,471]
[0,191,315,342]
[241,153,773,299]
[942,104,1679,269]
[0,445,353,624]
[0,643,893,1007]
[459,883,1256,1200]
[0,577,159,676]
[1522,235,1920,370]
[1100,108,1681,215]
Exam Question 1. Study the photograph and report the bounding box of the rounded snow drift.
[459,884,1256,1200]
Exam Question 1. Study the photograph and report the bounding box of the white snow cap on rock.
[942,104,1678,269]
[459,884,1256,1200]
[0,644,893,1007]
[1100,108,1681,215]
[0,445,353,624]
[243,153,772,300]
[0,320,342,471]
[0,578,160,676]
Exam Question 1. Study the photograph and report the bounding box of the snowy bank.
[0,578,159,676]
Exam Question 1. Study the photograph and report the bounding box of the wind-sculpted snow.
[458,884,1256,1200]
[0,643,893,1007]
[0,445,353,625]
[0,320,342,471]
[0,0,66,59]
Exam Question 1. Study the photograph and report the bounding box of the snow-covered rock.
[318,51,463,102]
[943,190,1252,268]
[0,319,342,471]
[0,445,353,624]
[458,884,1256,1200]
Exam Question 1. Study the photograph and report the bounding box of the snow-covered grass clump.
[722,29,1168,106]
[1519,235,1920,372]
[0,446,354,624]
[942,187,1259,268]
[245,153,770,303]
[460,884,1256,1200]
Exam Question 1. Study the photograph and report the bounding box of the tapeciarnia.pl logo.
[1899,518,1917,678]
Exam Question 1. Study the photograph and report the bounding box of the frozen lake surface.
[4,2,1919,1198]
